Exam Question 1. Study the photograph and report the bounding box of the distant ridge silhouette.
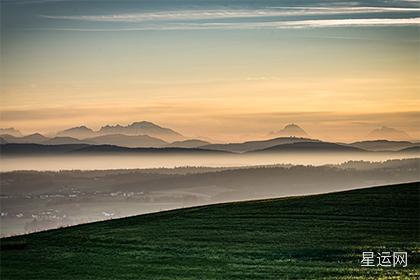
[367,126,412,141]
[57,126,95,139]
[55,121,185,142]
[0,133,49,144]
[98,121,184,142]
[0,143,230,155]
[0,128,21,137]
[202,137,318,153]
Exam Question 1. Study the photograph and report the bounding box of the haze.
[1,153,419,172]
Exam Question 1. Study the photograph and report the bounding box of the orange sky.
[1,0,419,142]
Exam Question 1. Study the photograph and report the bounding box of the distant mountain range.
[0,133,49,144]
[57,126,96,139]
[1,123,417,153]
[366,126,412,141]
[56,121,185,142]
[0,133,210,149]
[0,128,22,137]
[1,140,418,156]
[98,121,184,142]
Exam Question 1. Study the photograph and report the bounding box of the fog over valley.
[1,158,418,237]
[1,122,419,236]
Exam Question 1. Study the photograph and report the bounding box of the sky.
[0,0,419,142]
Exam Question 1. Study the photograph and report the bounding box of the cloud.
[276,17,420,28]
[36,5,420,31]
[39,6,420,22]
[32,17,420,31]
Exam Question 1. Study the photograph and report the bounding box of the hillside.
[0,143,90,155]
[165,139,210,148]
[1,182,419,279]
[202,137,319,153]
[348,140,417,151]
[0,143,228,155]
[0,133,49,144]
[399,146,420,153]
[252,141,366,153]
[42,136,94,145]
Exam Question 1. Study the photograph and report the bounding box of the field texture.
[1,182,419,279]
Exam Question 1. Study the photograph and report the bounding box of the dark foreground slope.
[1,182,419,279]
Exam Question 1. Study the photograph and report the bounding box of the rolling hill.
[0,143,229,155]
[398,146,420,153]
[252,141,366,153]
[201,137,319,153]
[348,140,417,151]
[165,139,210,148]
[42,136,94,145]
[1,182,418,279]
[0,143,90,155]
[0,133,49,144]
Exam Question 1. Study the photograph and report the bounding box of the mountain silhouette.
[0,128,22,137]
[9,133,170,148]
[57,126,96,139]
[0,133,49,144]
[367,126,412,141]
[270,124,309,137]
[98,121,184,142]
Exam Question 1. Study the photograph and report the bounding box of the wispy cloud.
[32,17,420,31]
[40,6,420,22]
[278,17,420,28]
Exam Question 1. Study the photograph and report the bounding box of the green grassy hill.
[1,182,419,279]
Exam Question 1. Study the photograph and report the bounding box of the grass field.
[1,182,419,279]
